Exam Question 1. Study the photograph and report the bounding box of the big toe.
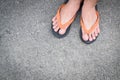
[82,34,89,41]
[59,29,66,35]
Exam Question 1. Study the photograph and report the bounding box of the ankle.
[63,2,80,14]
[82,5,95,13]
[83,0,96,9]
[68,0,81,5]
[67,0,81,9]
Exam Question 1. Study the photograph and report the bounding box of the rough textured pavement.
[0,0,120,80]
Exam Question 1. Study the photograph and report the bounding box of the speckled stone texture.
[0,0,120,80]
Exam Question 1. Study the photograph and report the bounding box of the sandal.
[80,6,100,44]
[51,4,76,38]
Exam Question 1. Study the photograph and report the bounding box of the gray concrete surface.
[0,0,120,80]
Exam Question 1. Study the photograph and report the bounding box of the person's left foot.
[81,5,100,42]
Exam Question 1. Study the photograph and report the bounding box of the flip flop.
[80,6,100,44]
[51,4,76,38]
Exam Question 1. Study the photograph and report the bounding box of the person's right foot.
[52,1,80,35]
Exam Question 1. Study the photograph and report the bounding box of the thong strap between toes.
[56,4,76,30]
[80,11,100,34]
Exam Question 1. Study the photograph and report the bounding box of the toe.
[92,32,96,40]
[52,16,57,22]
[53,23,58,29]
[59,29,66,35]
[82,28,89,41]
[97,26,100,34]
[54,26,59,32]
[88,34,93,41]
[52,16,58,29]
[53,20,57,26]
[82,34,89,41]
[94,28,98,37]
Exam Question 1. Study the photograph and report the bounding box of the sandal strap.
[56,4,76,29]
[80,11,100,34]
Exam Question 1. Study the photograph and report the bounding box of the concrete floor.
[0,0,120,80]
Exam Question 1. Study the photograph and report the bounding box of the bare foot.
[81,5,100,41]
[52,1,80,35]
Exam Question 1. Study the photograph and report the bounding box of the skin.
[52,0,100,41]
